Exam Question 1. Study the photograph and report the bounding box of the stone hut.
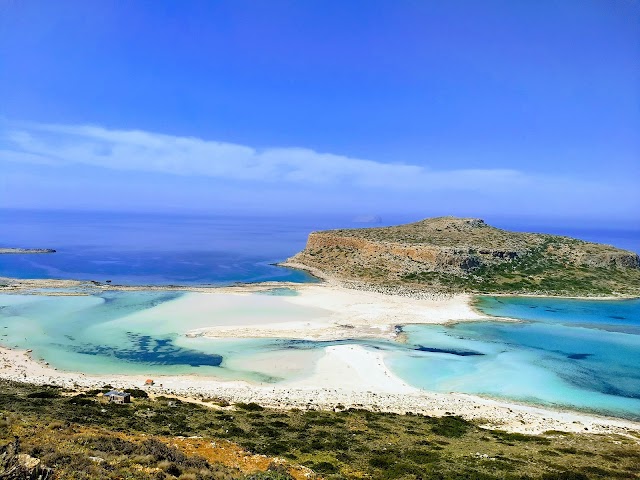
[104,390,131,404]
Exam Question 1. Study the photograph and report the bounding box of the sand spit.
[186,284,488,341]
[1,345,639,437]
[0,276,309,295]
[1,277,492,340]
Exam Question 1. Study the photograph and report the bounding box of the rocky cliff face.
[300,232,483,274]
[285,217,640,296]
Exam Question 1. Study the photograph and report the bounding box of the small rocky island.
[285,217,640,296]
[0,248,56,254]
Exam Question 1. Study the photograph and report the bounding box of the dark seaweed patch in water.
[570,322,640,335]
[71,333,222,367]
[100,291,182,308]
[609,315,626,320]
[278,339,324,350]
[598,383,640,400]
[567,353,593,360]
[276,339,349,350]
[558,368,640,401]
[580,377,640,400]
[255,287,298,296]
[416,346,484,356]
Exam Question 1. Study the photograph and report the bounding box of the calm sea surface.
[1,210,639,419]
[1,209,638,285]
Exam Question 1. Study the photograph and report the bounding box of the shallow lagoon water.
[0,291,330,383]
[1,291,639,420]
[386,297,640,420]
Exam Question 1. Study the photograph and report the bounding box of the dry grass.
[1,380,639,479]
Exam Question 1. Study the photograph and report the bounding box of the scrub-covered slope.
[286,217,640,296]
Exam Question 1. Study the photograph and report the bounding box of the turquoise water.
[386,297,640,420]
[1,291,639,420]
[3,210,639,418]
[0,291,328,383]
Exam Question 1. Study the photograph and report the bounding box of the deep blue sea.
[1,209,639,419]
[0,209,353,285]
[1,209,638,285]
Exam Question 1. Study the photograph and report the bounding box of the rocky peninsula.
[283,216,640,297]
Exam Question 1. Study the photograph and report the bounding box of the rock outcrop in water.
[285,217,640,296]
[0,248,56,254]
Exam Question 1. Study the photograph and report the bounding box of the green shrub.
[123,388,149,399]
[236,402,264,411]
[430,415,472,438]
[26,390,60,399]
[541,472,589,480]
[244,472,295,480]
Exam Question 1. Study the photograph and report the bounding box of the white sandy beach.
[2,343,640,437]
[184,283,488,340]
[1,279,639,437]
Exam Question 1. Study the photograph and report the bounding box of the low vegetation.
[400,238,640,296]
[1,380,639,479]
[289,217,640,296]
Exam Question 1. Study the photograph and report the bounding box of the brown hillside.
[286,217,640,296]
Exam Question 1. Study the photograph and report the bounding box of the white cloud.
[2,120,637,223]
[1,121,525,191]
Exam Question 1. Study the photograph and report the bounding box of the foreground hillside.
[1,380,639,479]
[285,217,640,296]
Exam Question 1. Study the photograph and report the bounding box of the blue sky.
[1,1,638,224]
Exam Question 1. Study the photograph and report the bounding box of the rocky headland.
[284,216,640,297]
